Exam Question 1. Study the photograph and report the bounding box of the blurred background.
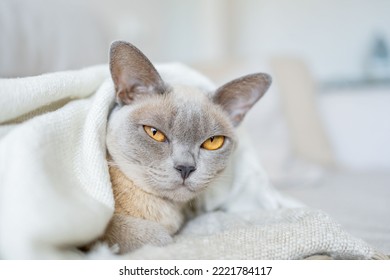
[1,0,389,253]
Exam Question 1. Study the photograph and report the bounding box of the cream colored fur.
[103,165,186,253]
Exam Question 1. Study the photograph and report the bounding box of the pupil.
[210,137,214,142]
[152,128,157,135]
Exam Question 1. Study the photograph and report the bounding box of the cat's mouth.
[168,179,197,192]
[159,181,208,201]
[181,183,207,194]
[176,181,195,191]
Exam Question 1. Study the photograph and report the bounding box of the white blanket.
[0,64,383,259]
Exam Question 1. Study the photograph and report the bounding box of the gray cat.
[103,41,271,253]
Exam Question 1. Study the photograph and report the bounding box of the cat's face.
[106,41,271,202]
[107,85,236,201]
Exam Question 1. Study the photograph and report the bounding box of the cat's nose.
[175,165,196,180]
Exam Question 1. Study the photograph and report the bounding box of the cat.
[102,41,271,254]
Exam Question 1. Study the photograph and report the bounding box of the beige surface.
[271,57,334,166]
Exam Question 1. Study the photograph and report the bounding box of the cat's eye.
[143,125,166,142]
[201,136,225,150]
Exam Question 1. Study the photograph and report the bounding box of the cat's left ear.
[109,41,165,105]
[213,73,271,126]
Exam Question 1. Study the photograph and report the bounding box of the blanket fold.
[0,64,383,259]
[0,65,114,259]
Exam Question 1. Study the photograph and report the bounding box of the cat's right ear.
[109,41,165,105]
[213,73,271,127]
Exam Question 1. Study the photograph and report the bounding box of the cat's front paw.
[103,214,173,254]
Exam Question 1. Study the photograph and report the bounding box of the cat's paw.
[103,214,173,254]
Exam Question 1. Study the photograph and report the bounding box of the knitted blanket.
[0,64,384,259]
[125,209,381,260]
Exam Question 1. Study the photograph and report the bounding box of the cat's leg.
[103,214,173,254]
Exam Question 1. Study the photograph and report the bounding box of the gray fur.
[107,84,237,202]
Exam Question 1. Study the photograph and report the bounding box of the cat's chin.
[159,184,205,202]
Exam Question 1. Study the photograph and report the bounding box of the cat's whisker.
[145,165,165,172]
[120,154,142,165]
[214,174,233,181]
[145,167,170,179]
[145,166,162,172]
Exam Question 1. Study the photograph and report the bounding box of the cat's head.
[106,41,271,202]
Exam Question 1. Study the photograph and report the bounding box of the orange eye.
[144,126,166,142]
[201,136,225,150]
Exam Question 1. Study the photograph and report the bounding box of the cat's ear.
[213,73,271,126]
[109,41,165,105]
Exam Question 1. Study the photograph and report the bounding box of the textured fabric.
[0,65,114,259]
[282,171,390,255]
[0,64,382,259]
[126,209,378,260]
